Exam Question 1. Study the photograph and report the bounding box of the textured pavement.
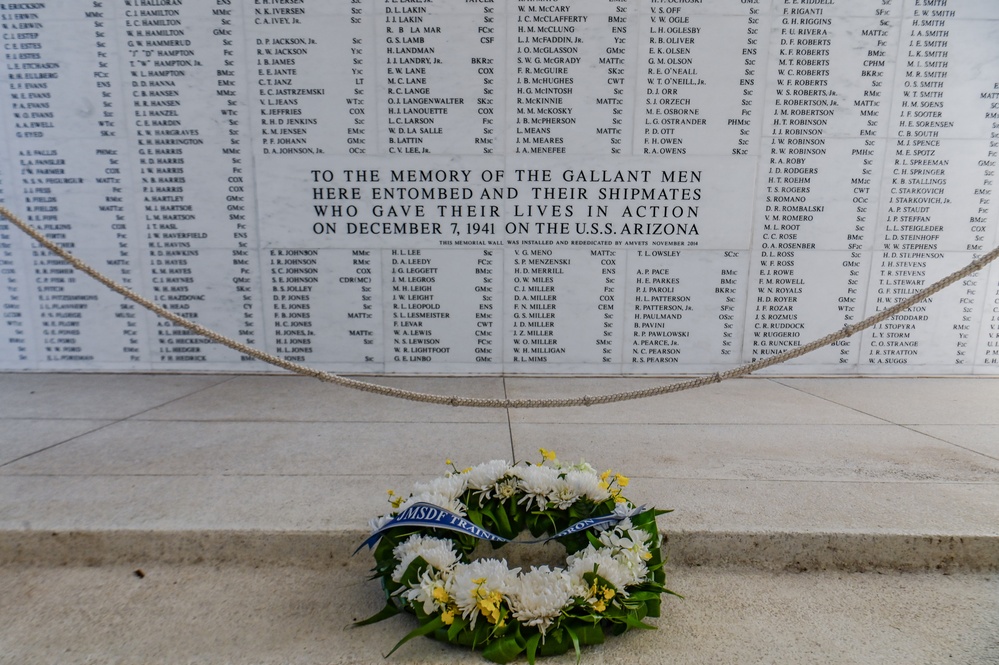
[1,373,997,663]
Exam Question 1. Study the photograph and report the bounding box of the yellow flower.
[614,494,627,503]
[445,458,453,466]
[476,590,504,625]
[539,448,557,462]
[615,473,630,488]
[600,470,612,482]
[468,576,506,625]
[588,584,615,612]
[433,586,449,604]
[441,609,455,625]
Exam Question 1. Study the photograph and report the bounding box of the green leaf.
[384,615,445,658]
[565,625,582,664]
[608,621,628,637]
[525,632,542,665]
[470,619,492,649]
[494,501,513,536]
[542,510,559,533]
[575,623,605,645]
[450,626,477,647]
[601,605,628,620]
[352,600,399,627]
[447,614,469,641]
[537,628,570,657]
[562,534,589,557]
[482,635,525,664]
[525,512,544,538]
[635,602,648,622]
[624,612,658,631]
[398,556,427,587]
[630,509,659,528]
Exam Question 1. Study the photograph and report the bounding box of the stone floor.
[1,562,996,665]
[1,372,997,663]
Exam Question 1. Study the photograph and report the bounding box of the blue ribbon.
[355,503,645,554]
[355,503,507,554]
[539,511,636,541]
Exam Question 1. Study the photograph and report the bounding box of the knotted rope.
[2,204,997,408]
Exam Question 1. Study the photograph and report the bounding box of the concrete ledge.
[3,528,996,572]
[665,530,999,572]
[3,562,997,664]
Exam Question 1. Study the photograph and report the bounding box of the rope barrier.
[2,203,998,408]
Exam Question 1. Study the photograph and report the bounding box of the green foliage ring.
[357,453,676,663]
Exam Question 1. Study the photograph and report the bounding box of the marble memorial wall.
[1,0,997,375]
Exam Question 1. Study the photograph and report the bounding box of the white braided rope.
[2,204,997,408]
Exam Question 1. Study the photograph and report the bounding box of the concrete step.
[1,527,996,573]
[2,374,998,572]
[2,373,998,662]
[1,561,996,665]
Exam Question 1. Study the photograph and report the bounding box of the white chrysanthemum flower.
[567,547,634,595]
[391,534,459,583]
[464,460,513,496]
[513,464,561,510]
[396,491,466,517]
[494,478,518,503]
[368,513,392,533]
[508,566,572,635]
[564,468,610,503]
[417,540,459,573]
[392,538,425,584]
[448,558,518,628]
[548,478,579,510]
[403,568,451,616]
[412,473,467,501]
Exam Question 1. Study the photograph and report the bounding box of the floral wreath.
[356,450,675,663]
